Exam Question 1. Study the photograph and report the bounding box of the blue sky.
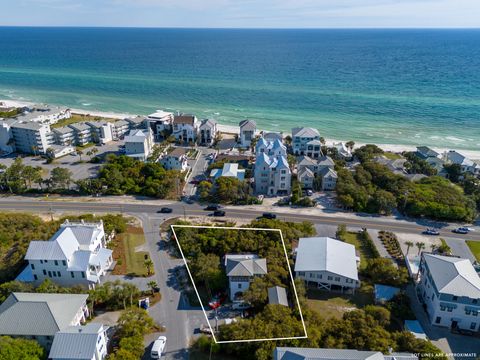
[1,0,480,28]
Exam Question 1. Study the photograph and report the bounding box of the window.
[57,271,61,277]
[316,274,322,279]
[81,272,85,278]
[48,271,52,278]
[33,274,38,280]
[43,270,47,275]
[71,272,75,278]
[309,273,314,278]
[471,322,477,330]
[40,260,43,264]
[452,296,458,301]
[327,276,333,281]
[335,277,340,282]
[31,263,35,270]
[298,272,305,276]
[440,305,446,311]
[473,311,478,316]
[473,299,478,304]
[238,283,242,289]
[447,307,453,312]
[54,260,58,266]
[466,309,472,315]
[62,260,66,266]
[435,317,441,324]
[44,260,48,263]
[52,272,56,277]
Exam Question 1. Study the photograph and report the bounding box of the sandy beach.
[3,98,480,160]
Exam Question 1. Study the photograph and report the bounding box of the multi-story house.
[199,118,218,146]
[146,110,174,140]
[224,254,267,301]
[125,115,147,130]
[295,237,360,293]
[160,147,189,171]
[173,114,198,143]
[0,292,89,349]
[86,121,114,144]
[291,127,321,157]
[124,128,154,161]
[15,106,71,126]
[53,126,76,146]
[68,123,93,146]
[273,347,417,360]
[417,253,480,332]
[0,119,18,153]
[239,119,257,148]
[254,152,291,196]
[297,155,337,191]
[49,323,109,360]
[23,220,113,289]
[445,150,480,177]
[11,121,54,155]
[255,137,287,157]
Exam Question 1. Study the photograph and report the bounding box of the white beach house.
[225,254,267,301]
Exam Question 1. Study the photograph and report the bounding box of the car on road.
[423,228,440,235]
[452,227,469,234]
[213,210,226,217]
[232,301,251,311]
[150,336,167,359]
[158,207,173,213]
[204,204,221,211]
[262,212,277,220]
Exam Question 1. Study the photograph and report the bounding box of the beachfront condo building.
[417,253,480,333]
[124,128,154,161]
[14,106,71,126]
[11,121,54,154]
[239,119,257,148]
[292,127,322,158]
[146,110,174,141]
[199,118,218,146]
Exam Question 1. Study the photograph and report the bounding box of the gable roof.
[317,156,335,167]
[239,119,256,130]
[0,293,88,336]
[268,286,288,306]
[319,167,337,178]
[199,118,217,129]
[49,323,105,360]
[446,150,475,167]
[297,156,317,167]
[273,347,385,360]
[225,254,267,277]
[174,114,196,125]
[292,127,320,138]
[422,254,480,298]
[416,146,439,158]
[294,237,358,281]
[298,167,315,180]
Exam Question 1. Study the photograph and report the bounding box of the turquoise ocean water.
[0,28,479,150]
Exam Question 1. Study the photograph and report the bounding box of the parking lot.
[0,141,123,182]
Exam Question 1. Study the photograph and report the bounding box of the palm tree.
[416,241,425,255]
[144,259,154,276]
[77,149,84,161]
[147,281,158,295]
[405,241,414,255]
[430,244,437,253]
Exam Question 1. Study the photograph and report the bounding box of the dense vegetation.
[198,177,259,205]
[0,336,46,360]
[403,152,437,176]
[0,213,127,282]
[336,145,477,221]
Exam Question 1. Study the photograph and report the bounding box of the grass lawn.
[466,241,480,261]
[306,284,374,319]
[383,152,403,160]
[342,231,374,270]
[111,226,150,277]
[51,114,117,128]
[76,143,95,150]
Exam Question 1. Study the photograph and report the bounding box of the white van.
[150,336,166,359]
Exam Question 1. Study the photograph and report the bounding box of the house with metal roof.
[291,127,321,157]
[297,155,337,191]
[255,137,287,158]
[0,292,89,349]
[210,162,245,181]
[417,253,480,332]
[273,347,417,360]
[199,118,218,146]
[224,254,267,301]
[49,323,109,360]
[294,237,360,293]
[268,286,288,306]
[22,220,113,289]
[239,119,257,148]
[445,150,480,177]
[124,128,154,161]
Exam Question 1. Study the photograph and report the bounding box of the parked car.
[158,207,173,213]
[306,189,313,196]
[232,301,251,311]
[423,228,440,235]
[200,323,213,334]
[452,227,469,234]
[213,210,225,217]
[208,292,227,309]
[262,212,277,220]
[204,204,221,211]
[150,336,167,359]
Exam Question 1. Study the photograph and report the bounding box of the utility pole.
[48,205,54,222]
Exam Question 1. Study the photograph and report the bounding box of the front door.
[451,320,458,329]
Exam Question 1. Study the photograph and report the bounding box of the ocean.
[0,27,479,150]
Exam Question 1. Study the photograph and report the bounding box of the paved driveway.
[444,238,476,263]
[184,148,216,197]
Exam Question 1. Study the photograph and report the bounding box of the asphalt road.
[0,198,479,241]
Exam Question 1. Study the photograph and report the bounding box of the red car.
[208,292,227,309]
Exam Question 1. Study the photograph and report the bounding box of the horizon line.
[1,25,480,30]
